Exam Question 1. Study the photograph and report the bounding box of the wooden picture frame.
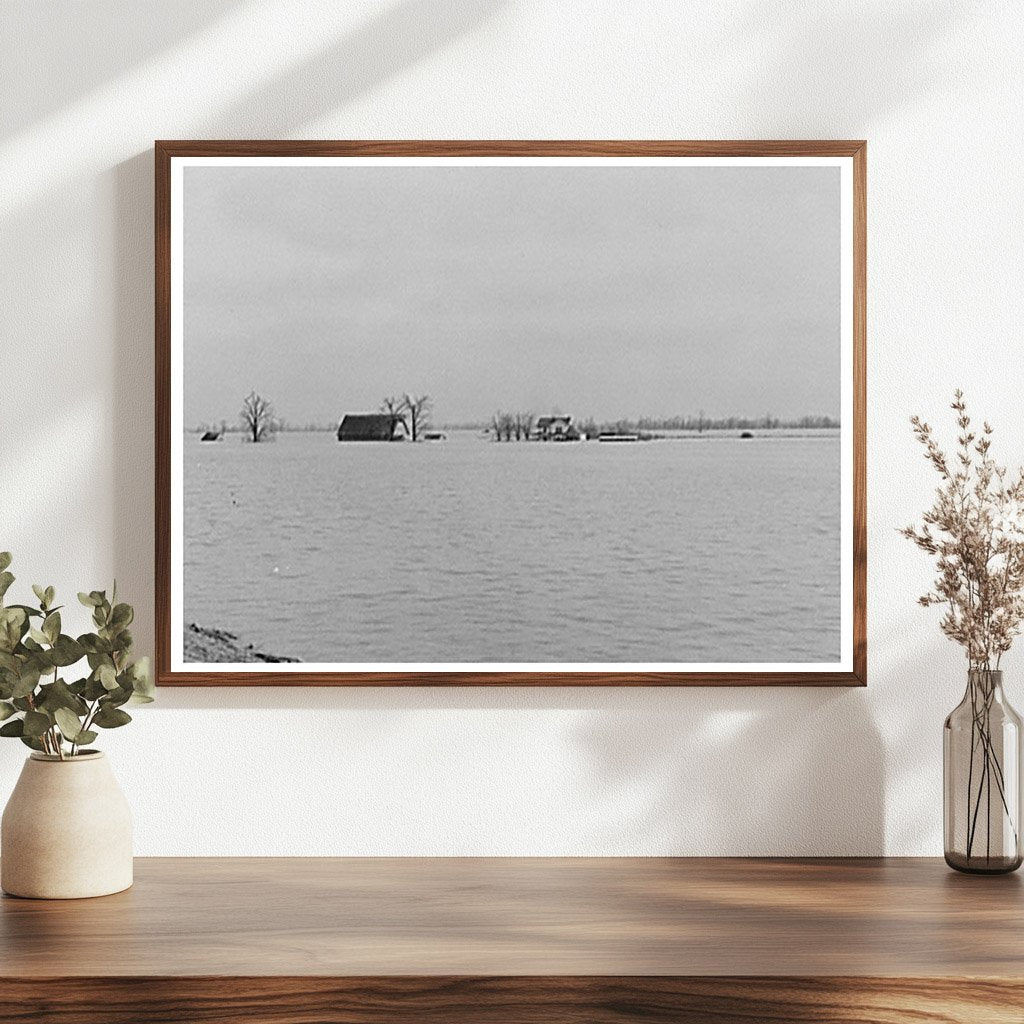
[156,140,866,686]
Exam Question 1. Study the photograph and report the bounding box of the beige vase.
[1,751,133,899]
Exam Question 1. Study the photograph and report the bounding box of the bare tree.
[381,396,409,437]
[240,390,276,443]
[403,394,431,442]
[515,412,534,441]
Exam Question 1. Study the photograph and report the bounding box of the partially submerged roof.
[537,415,572,428]
[337,413,404,441]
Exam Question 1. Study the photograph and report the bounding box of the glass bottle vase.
[944,669,1023,873]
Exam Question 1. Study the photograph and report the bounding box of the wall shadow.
[730,2,974,135]
[142,681,886,856]
[112,150,157,657]
[572,687,885,855]
[0,1,243,138]
[204,0,510,137]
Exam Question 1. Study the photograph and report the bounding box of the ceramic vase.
[1,751,133,898]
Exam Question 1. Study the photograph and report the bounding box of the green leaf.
[10,665,41,700]
[42,611,60,644]
[80,636,112,656]
[0,701,16,721]
[0,607,26,651]
[0,572,14,601]
[0,719,24,737]
[104,684,132,708]
[44,586,55,609]
[22,711,51,738]
[127,657,155,702]
[74,730,97,747]
[49,635,85,668]
[19,735,45,752]
[7,604,42,619]
[54,707,85,741]
[0,553,11,573]
[28,627,49,646]
[110,603,133,629]
[78,592,99,608]
[32,584,50,609]
[98,663,118,690]
[93,705,131,729]
[83,675,108,701]
[36,679,88,716]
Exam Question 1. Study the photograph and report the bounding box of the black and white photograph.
[162,148,860,680]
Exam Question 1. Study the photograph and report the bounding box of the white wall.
[1,0,1022,855]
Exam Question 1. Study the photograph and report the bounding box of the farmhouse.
[337,413,406,441]
[534,415,584,441]
[535,415,573,440]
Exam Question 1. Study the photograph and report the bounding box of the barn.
[336,414,406,441]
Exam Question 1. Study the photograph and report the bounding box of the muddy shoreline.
[184,623,299,664]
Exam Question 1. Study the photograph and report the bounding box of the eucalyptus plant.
[0,553,153,759]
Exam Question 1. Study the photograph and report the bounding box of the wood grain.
[154,140,868,687]
[1,858,1021,1023]
[0,976,1021,1024]
[156,139,870,158]
[2,857,1020,977]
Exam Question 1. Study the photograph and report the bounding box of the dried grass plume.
[902,391,1024,670]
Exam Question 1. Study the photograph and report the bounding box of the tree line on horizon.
[196,393,839,441]
[599,411,840,433]
[468,410,840,438]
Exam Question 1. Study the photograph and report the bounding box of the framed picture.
[156,141,866,686]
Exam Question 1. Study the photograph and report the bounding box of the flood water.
[182,430,841,664]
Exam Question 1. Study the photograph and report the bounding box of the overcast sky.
[183,163,840,427]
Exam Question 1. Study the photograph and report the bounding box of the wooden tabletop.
[1,856,1021,978]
